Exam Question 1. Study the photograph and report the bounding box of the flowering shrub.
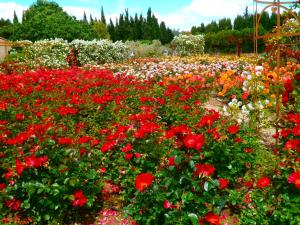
[16,39,69,69]
[171,34,205,56]
[70,39,129,66]
[4,39,129,71]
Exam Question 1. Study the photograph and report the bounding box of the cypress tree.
[107,18,115,41]
[83,11,87,23]
[101,6,106,25]
[13,10,19,24]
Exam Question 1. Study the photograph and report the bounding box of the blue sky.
[0,0,255,30]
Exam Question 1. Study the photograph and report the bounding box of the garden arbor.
[253,0,300,144]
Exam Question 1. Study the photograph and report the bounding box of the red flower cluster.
[194,163,215,177]
[72,190,87,207]
[183,134,205,151]
[218,178,229,190]
[198,110,220,127]
[135,173,155,192]
[5,198,21,211]
[226,125,240,134]
[288,171,300,190]
[256,177,271,188]
[199,212,220,225]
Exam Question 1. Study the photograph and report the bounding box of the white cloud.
[156,0,254,30]
[63,6,101,20]
[0,2,27,22]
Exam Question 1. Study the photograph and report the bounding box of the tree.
[234,15,246,30]
[92,21,110,39]
[101,6,106,25]
[205,21,218,33]
[159,22,170,44]
[83,11,87,23]
[11,0,97,41]
[107,19,116,41]
[13,10,19,24]
[218,18,232,30]
[90,14,94,24]
[0,19,13,39]
[226,28,253,57]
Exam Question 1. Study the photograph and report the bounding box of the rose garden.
[0,1,300,225]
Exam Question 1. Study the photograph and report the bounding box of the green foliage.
[109,8,174,44]
[125,40,170,58]
[10,0,97,41]
[92,21,110,40]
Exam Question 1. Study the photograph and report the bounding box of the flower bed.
[0,55,299,224]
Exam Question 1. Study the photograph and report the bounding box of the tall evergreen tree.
[83,11,87,23]
[218,18,232,30]
[90,14,94,24]
[13,10,19,24]
[107,18,115,41]
[101,6,106,25]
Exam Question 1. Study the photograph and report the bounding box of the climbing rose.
[135,173,154,192]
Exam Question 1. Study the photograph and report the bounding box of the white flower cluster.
[71,39,129,65]
[16,39,69,69]
[14,39,129,69]
[171,34,205,56]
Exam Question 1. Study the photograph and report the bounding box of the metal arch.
[253,0,300,146]
[254,0,300,54]
[256,4,300,29]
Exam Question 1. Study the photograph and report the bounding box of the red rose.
[125,153,134,160]
[288,171,300,190]
[183,134,205,151]
[242,92,249,100]
[194,163,215,177]
[0,183,7,189]
[218,178,229,189]
[72,190,87,207]
[15,159,25,175]
[204,212,220,225]
[163,200,175,209]
[5,198,21,211]
[226,125,240,134]
[135,173,154,192]
[168,156,175,166]
[256,177,271,188]
[15,114,25,121]
[122,143,133,153]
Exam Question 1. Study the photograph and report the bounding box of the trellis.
[253,0,300,145]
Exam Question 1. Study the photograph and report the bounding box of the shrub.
[171,34,205,56]
[125,40,171,58]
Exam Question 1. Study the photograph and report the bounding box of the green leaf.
[189,160,195,169]
[175,155,181,164]
[188,213,198,225]
[22,200,30,209]
[43,214,50,220]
